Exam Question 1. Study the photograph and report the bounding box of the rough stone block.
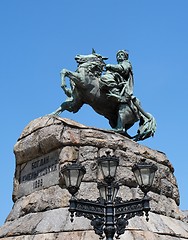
[1,116,187,240]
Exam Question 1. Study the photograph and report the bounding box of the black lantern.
[98,155,119,183]
[132,159,158,194]
[61,161,86,196]
[97,181,119,202]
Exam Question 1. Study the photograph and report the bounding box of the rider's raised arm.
[105,63,124,73]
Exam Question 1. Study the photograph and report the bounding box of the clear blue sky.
[0,1,188,225]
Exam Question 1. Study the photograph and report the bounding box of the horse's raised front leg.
[61,69,82,87]
[50,69,83,116]
[60,69,72,97]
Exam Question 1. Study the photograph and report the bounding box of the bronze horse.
[52,52,156,141]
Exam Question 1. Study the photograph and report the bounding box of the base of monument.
[0,116,187,239]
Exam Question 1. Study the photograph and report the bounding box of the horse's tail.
[128,96,156,141]
[133,113,156,141]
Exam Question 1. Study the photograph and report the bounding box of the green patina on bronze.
[51,50,156,141]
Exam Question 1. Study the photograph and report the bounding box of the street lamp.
[97,181,119,202]
[60,156,157,240]
[60,161,86,196]
[132,159,158,195]
[98,155,119,183]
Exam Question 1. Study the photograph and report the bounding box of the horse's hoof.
[112,128,124,134]
[48,112,60,116]
[112,129,133,139]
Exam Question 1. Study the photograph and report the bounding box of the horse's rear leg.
[51,99,83,116]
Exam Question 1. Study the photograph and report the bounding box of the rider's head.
[116,50,129,63]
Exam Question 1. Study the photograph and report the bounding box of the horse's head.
[75,51,108,66]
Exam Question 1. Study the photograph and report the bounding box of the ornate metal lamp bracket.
[114,196,150,238]
[69,197,105,238]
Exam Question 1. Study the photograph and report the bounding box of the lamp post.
[60,156,157,240]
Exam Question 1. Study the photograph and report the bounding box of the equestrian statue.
[51,49,156,141]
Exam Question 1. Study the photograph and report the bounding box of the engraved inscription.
[33,179,43,189]
[21,155,58,183]
[18,150,60,197]
[32,156,49,170]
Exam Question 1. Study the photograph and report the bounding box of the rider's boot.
[112,113,124,133]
